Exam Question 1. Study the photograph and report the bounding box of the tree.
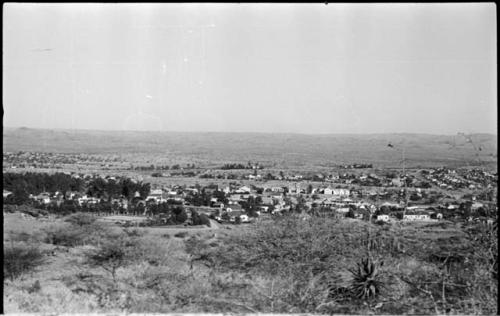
[191,209,201,225]
[4,244,46,281]
[139,182,151,200]
[409,192,421,201]
[199,213,211,226]
[346,209,356,219]
[172,206,188,224]
[307,184,313,194]
[295,195,307,213]
[86,239,128,282]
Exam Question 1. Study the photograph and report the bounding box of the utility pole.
[402,146,408,220]
[388,142,408,221]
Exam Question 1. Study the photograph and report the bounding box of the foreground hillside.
[3,127,497,168]
[3,210,497,314]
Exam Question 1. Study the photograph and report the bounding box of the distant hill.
[2,127,497,169]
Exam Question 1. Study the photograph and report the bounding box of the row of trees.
[3,172,151,205]
[133,163,195,171]
[220,162,262,170]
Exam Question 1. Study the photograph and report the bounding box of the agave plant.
[348,257,385,300]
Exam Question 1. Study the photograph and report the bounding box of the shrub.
[64,212,96,226]
[191,211,211,226]
[123,228,144,238]
[4,244,46,281]
[174,232,188,238]
[199,214,211,227]
[9,232,30,243]
[348,257,385,300]
[43,224,88,246]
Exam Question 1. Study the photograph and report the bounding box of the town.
[3,153,497,227]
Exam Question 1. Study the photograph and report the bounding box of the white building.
[377,215,390,222]
[403,213,431,221]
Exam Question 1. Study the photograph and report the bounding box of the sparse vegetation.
[2,128,497,314]
[4,244,46,281]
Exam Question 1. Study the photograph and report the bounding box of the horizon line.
[3,126,497,137]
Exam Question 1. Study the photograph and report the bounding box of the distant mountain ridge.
[3,127,497,168]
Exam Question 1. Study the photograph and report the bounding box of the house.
[354,208,370,220]
[78,195,99,206]
[377,214,390,222]
[65,191,79,200]
[111,198,129,210]
[212,202,224,209]
[260,196,274,205]
[320,198,336,207]
[342,198,354,204]
[236,186,251,194]
[222,209,250,223]
[288,184,301,194]
[225,204,243,213]
[184,188,198,194]
[429,212,443,220]
[248,174,256,180]
[323,188,334,195]
[259,206,269,213]
[3,190,13,198]
[146,189,166,203]
[86,197,99,205]
[336,207,350,215]
[391,178,403,187]
[321,187,348,196]
[35,192,51,204]
[403,211,431,221]
[228,195,245,203]
[231,211,250,223]
[271,187,285,193]
[205,187,218,195]
[471,202,484,211]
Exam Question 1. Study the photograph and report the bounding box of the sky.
[3,3,497,134]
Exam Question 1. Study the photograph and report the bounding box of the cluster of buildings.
[3,151,122,170]
[3,159,497,226]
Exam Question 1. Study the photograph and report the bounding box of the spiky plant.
[348,257,385,300]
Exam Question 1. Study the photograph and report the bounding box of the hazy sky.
[3,3,497,134]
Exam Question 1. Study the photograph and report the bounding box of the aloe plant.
[349,257,385,300]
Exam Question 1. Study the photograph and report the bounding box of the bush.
[43,224,87,246]
[64,212,96,226]
[174,232,188,238]
[191,211,211,226]
[8,231,43,243]
[123,228,145,238]
[199,214,211,227]
[4,244,46,281]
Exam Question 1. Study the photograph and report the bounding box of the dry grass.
[3,210,497,314]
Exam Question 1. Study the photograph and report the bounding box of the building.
[146,189,166,203]
[403,211,431,221]
[376,214,390,222]
[235,186,251,194]
[35,192,51,204]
